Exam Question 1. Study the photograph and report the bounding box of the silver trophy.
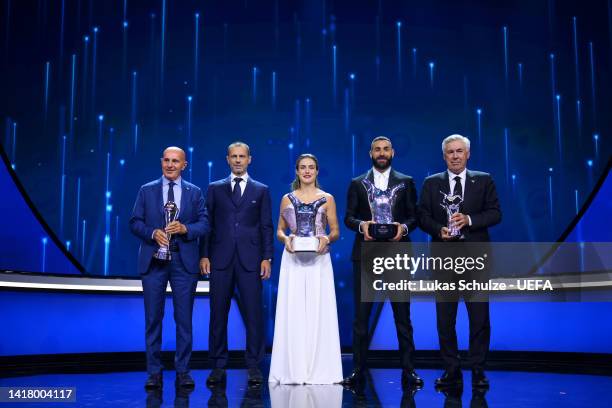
[288,194,327,252]
[361,179,405,240]
[440,191,464,238]
[153,201,180,261]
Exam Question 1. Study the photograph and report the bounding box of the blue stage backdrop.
[1,0,611,347]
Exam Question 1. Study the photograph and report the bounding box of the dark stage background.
[1,0,611,347]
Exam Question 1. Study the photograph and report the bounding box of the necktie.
[168,181,176,203]
[232,178,243,204]
[453,176,462,197]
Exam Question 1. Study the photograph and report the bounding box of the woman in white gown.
[268,153,343,385]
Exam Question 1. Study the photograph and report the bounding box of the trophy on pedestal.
[361,179,405,240]
[288,194,327,252]
[440,191,464,239]
[153,201,180,261]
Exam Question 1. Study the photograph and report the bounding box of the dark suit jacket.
[418,170,501,242]
[129,177,209,275]
[345,169,418,261]
[200,176,274,272]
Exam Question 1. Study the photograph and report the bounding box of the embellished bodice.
[281,193,328,237]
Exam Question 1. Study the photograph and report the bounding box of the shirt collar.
[372,167,391,179]
[231,173,249,183]
[447,168,467,181]
[162,176,181,186]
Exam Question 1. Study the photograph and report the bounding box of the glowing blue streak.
[549,53,556,126]
[351,134,355,177]
[272,71,277,110]
[412,48,417,79]
[69,54,76,135]
[572,17,580,98]
[115,215,120,243]
[555,94,562,161]
[97,114,103,150]
[160,0,166,84]
[207,161,213,185]
[396,21,402,86]
[134,123,139,153]
[332,45,337,107]
[194,13,200,92]
[44,62,50,120]
[429,62,435,88]
[476,108,482,146]
[518,63,523,90]
[548,168,554,223]
[588,42,597,127]
[252,67,257,104]
[188,147,194,181]
[349,73,355,106]
[92,27,99,114]
[503,26,508,84]
[41,238,48,272]
[60,135,67,237]
[104,234,110,276]
[187,96,192,147]
[81,219,86,261]
[504,128,509,184]
[75,177,81,249]
[11,122,16,166]
[576,100,582,140]
[81,36,89,116]
[105,153,110,197]
[575,189,579,214]
[593,133,599,158]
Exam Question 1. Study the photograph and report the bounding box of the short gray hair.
[227,141,251,155]
[441,134,470,153]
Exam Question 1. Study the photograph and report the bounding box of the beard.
[371,155,392,170]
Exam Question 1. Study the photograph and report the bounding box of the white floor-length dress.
[268,194,343,384]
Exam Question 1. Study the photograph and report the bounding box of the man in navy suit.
[129,146,209,390]
[418,134,501,389]
[200,141,274,386]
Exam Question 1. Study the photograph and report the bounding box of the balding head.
[161,146,187,181]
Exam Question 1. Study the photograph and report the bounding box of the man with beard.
[343,136,423,388]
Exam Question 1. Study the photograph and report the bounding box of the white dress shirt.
[162,176,182,210]
[447,168,472,226]
[373,167,391,191]
[230,173,249,196]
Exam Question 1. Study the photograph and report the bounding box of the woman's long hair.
[291,153,320,191]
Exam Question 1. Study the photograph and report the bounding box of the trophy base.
[153,248,172,261]
[293,236,319,252]
[368,223,398,240]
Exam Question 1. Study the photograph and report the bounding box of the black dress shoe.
[247,367,264,385]
[434,370,463,388]
[175,372,195,389]
[471,369,489,388]
[145,373,163,390]
[206,368,227,386]
[402,369,424,387]
[342,370,366,387]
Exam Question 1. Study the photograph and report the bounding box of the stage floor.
[1,364,611,407]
